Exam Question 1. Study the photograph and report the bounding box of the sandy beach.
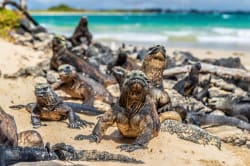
[0,38,250,166]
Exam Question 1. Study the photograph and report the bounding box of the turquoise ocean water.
[33,13,250,50]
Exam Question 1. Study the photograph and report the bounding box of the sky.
[6,0,250,11]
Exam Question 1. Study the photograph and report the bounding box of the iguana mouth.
[35,84,50,97]
[148,45,166,58]
[123,70,149,88]
[126,77,148,88]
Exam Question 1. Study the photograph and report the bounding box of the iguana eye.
[66,66,71,70]
[58,68,64,72]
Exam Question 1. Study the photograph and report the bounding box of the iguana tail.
[73,150,144,164]
[52,143,144,164]
[9,103,35,113]
[0,145,58,166]
[199,114,250,131]
[65,102,104,115]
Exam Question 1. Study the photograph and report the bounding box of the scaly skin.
[52,64,115,105]
[142,45,171,112]
[0,106,18,147]
[75,70,160,152]
[161,120,221,149]
[50,36,116,87]
[30,83,94,129]
[160,106,250,147]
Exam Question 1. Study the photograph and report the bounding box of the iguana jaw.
[58,64,76,82]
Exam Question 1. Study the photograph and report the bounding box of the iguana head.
[120,70,149,112]
[35,83,51,97]
[142,45,167,71]
[35,83,60,105]
[142,45,167,87]
[190,63,201,75]
[207,95,232,111]
[52,35,66,52]
[58,64,77,82]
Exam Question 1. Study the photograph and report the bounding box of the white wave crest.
[94,32,166,42]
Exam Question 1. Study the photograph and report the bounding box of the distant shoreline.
[29,9,250,15]
[29,11,147,15]
[29,10,154,15]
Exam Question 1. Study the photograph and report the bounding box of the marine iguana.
[107,48,139,73]
[52,64,115,105]
[10,83,102,129]
[173,63,201,97]
[50,36,116,87]
[75,70,161,152]
[142,45,171,113]
[208,95,250,122]
[0,143,143,166]
[69,17,93,46]
[172,105,250,131]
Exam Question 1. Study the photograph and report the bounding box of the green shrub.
[0,8,22,39]
[48,4,80,12]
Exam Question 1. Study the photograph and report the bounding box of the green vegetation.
[0,8,22,40]
[48,4,84,12]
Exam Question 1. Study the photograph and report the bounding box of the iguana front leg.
[31,106,41,128]
[151,88,171,113]
[75,111,116,142]
[66,106,93,129]
[51,80,64,90]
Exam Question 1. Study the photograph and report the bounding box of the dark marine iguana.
[107,48,139,73]
[172,62,211,103]
[173,63,201,97]
[52,64,115,105]
[208,95,250,122]
[10,83,103,129]
[171,105,250,131]
[75,70,161,152]
[69,17,93,46]
[0,142,143,166]
[50,36,116,87]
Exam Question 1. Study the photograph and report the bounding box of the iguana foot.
[117,144,147,152]
[77,119,95,128]
[68,120,94,129]
[68,122,81,129]
[52,143,75,153]
[51,143,76,160]
[74,134,100,143]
